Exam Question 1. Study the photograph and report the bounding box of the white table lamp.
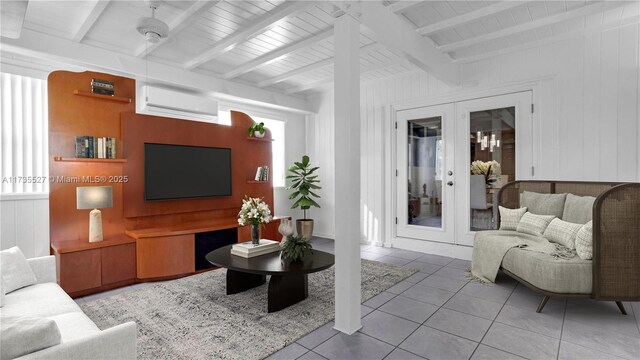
[76,186,113,242]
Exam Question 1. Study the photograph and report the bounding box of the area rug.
[80,259,416,360]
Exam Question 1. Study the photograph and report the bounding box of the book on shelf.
[254,166,269,181]
[91,87,114,96]
[74,136,117,159]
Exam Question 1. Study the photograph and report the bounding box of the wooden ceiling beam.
[416,1,530,36]
[257,42,382,88]
[71,0,111,42]
[359,0,459,86]
[223,27,334,80]
[134,0,220,58]
[183,1,311,70]
[388,1,424,14]
[440,1,608,53]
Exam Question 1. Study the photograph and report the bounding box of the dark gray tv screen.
[144,143,232,201]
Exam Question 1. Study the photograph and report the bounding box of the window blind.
[0,73,49,194]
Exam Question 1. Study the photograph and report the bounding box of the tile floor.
[268,238,640,360]
[75,237,640,360]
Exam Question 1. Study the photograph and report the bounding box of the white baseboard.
[312,232,335,240]
[392,237,473,260]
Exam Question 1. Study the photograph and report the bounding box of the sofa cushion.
[516,212,556,237]
[562,193,596,224]
[2,283,82,318]
[47,312,101,342]
[543,218,583,249]
[502,247,592,294]
[520,191,567,218]
[1,247,38,293]
[575,221,593,260]
[499,206,527,231]
[0,315,62,360]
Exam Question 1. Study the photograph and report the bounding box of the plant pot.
[296,219,314,241]
[254,131,265,138]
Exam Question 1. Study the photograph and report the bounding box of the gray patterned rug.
[80,259,416,360]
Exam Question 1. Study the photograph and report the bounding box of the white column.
[333,12,361,334]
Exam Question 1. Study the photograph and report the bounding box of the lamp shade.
[76,186,113,210]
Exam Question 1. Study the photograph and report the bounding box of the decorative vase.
[296,219,314,241]
[254,131,265,138]
[278,218,294,238]
[251,224,260,245]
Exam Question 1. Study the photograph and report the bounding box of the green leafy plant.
[280,235,312,262]
[286,155,321,219]
[248,122,265,136]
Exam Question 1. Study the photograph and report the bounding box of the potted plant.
[286,155,320,240]
[280,235,312,262]
[237,196,272,245]
[248,122,265,138]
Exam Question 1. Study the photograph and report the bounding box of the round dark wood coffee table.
[205,244,335,312]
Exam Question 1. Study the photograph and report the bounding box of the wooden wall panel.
[48,71,134,243]
[122,110,274,225]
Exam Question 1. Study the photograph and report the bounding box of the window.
[217,110,286,187]
[0,73,49,194]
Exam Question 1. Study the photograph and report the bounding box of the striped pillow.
[516,212,556,237]
[543,218,582,249]
[575,221,593,260]
[499,206,527,231]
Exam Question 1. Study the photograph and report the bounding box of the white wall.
[308,22,640,244]
[274,113,307,220]
[0,194,50,258]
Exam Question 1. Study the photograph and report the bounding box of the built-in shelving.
[54,156,127,163]
[247,180,269,184]
[73,90,131,103]
[246,137,273,142]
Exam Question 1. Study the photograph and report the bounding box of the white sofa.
[1,255,136,360]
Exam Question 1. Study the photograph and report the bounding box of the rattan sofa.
[495,180,640,314]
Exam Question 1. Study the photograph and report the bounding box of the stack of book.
[231,240,280,258]
[75,136,117,159]
[91,78,114,96]
[254,165,269,181]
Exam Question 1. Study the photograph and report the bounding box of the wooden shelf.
[247,180,270,184]
[54,157,127,163]
[246,137,273,142]
[73,90,131,103]
[51,234,135,254]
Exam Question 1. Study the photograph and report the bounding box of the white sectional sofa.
[1,254,136,360]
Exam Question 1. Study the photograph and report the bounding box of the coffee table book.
[231,240,280,258]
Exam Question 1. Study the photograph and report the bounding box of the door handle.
[447,181,454,186]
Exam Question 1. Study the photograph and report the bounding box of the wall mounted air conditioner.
[137,85,218,123]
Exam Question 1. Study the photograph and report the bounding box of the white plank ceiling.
[16,0,640,96]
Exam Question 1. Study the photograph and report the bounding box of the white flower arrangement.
[470,160,501,176]
[237,196,272,226]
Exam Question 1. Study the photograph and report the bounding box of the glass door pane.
[469,107,516,231]
[407,117,443,228]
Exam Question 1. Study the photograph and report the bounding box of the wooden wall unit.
[49,70,285,293]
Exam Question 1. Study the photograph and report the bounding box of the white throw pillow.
[575,220,593,260]
[0,315,62,359]
[543,218,583,249]
[0,247,37,294]
[499,206,528,231]
[516,212,556,237]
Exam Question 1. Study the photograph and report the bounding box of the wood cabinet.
[136,234,195,279]
[51,236,136,298]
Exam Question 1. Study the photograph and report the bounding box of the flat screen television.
[144,143,232,201]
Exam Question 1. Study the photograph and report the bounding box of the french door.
[396,103,456,243]
[396,91,533,245]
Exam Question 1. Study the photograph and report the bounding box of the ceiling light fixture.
[136,0,169,44]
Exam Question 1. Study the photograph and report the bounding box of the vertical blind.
[0,72,49,194]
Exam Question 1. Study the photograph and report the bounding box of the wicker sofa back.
[496,180,640,302]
